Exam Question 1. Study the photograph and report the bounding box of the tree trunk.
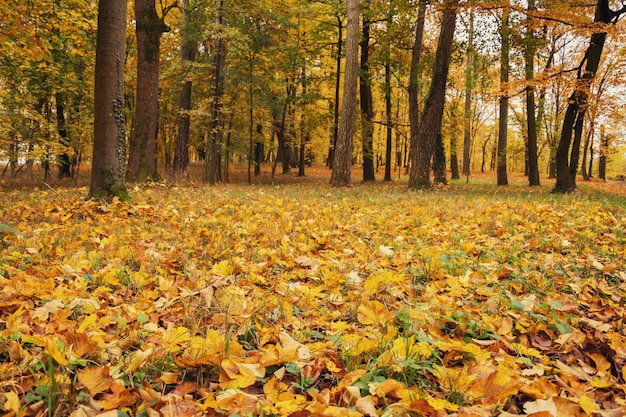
[173,0,197,179]
[360,0,375,182]
[433,133,446,184]
[598,125,607,180]
[450,106,460,179]
[496,4,510,186]
[328,14,343,168]
[127,0,168,182]
[552,0,620,193]
[55,93,72,180]
[525,0,540,186]
[408,0,458,189]
[204,0,226,184]
[330,0,359,186]
[408,0,427,180]
[462,9,473,177]
[384,57,393,182]
[88,0,129,201]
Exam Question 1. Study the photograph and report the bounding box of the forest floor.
[0,164,625,416]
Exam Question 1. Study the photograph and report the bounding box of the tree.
[330,0,359,186]
[204,0,226,184]
[462,8,474,178]
[407,0,427,179]
[496,3,510,186]
[552,0,626,193]
[127,0,173,182]
[173,0,198,179]
[525,0,540,186]
[408,0,459,189]
[88,0,129,201]
[360,0,375,182]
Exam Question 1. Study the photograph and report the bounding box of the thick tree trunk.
[173,0,197,179]
[497,4,510,186]
[127,0,168,182]
[408,0,458,189]
[89,0,129,201]
[330,0,359,186]
[360,1,375,182]
[552,0,619,193]
[462,9,473,177]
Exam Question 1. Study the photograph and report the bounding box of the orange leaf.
[100,381,138,410]
[77,366,114,396]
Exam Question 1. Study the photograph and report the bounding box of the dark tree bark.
[408,0,458,189]
[598,125,608,181]
[408,0,427,178]
[127,0,170,182]
[88,0,129,201]
[173,0,197,179]
[204,0,226,184]
[55,93,72,179]
[450,105,460,179]
[433,133,447,184]
[360,0,375,182]
[462,9,473,177]
[496,4,510,186]
[330,0,359,186]
[525,0,540,186]
[552,0,625,193]
[384,57,393,182]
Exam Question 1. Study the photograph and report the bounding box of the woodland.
[1,0,626,416]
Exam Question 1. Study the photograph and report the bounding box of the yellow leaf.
[322,406,362,417]
[590,377,612,388]
[579,395,599,415]
[357,299,391,325]
[46,337,68,366]
[3,391,20,414]
[211,260,234,276]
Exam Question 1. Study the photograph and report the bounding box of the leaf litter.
[0,183,625,416]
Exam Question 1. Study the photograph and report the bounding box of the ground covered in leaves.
[1,180,625,417]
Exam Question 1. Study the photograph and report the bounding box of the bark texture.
[408,0,458,189]
[173,0,197,179]
[127,0,168,182]
[88,0,129,201]
[330,0,360,186]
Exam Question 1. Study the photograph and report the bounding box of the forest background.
[1,0,626,190]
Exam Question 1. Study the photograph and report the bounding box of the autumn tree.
[496,2,510,186]
[524,0,540,186]
[552,0,626,193]
[204,0,226,184]
[88,0,129,200]
[127,0,175,182]
[330,0,360,186]
[408,0,459,189]
[360,0,375,182]
[173,0,198,179]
